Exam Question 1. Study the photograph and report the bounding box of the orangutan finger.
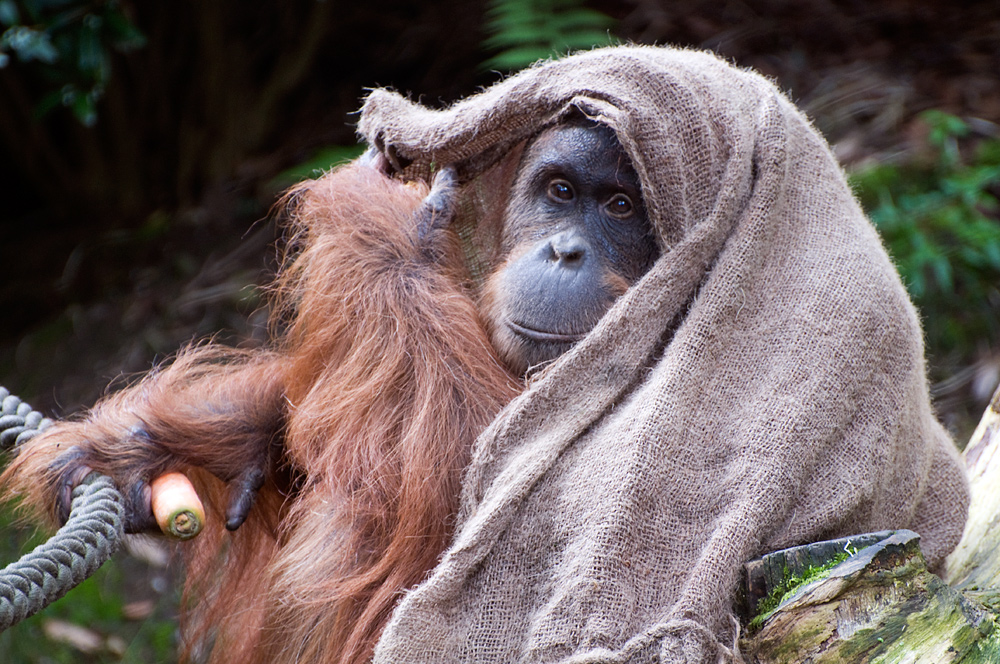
[224,466,265,531]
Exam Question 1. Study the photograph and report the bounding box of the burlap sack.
[358,46,969,663]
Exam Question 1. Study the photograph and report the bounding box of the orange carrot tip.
[150,472,206,540]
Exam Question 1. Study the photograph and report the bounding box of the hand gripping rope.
[0,387,124,630]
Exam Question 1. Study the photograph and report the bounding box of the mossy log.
[738,386,1000,663]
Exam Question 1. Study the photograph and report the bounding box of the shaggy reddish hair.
[3,164,520,664]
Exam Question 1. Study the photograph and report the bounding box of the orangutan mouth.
[507,321,586,344]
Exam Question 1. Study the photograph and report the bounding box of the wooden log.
[739,386,1000,663]
[739,531,896,620]
[945,386,1000,592]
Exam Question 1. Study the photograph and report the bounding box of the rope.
[0,387,54,451]
[0,387,125,631]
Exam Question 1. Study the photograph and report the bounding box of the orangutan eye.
[547,179,574,202]
[606,194,634,218]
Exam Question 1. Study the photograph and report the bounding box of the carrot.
[150,472,206,540]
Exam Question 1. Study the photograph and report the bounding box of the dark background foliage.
[0,1,997,660]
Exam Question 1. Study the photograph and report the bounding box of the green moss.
[767,619,829,661]
[748,552,850,631]
[963,627,1000,663]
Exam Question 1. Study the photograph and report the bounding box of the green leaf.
[0,0,19,26]
[985,242,1000,270]
[271,145,367,188]
[931,254,953,292]
[482,0,617,72]
[4,25,59,63]
[977,139,1000,166]
[484,26,553,50]
[554,8,614,29]
[484,45,555,71]
[70,89,97,126]
[921,110,968,146]
[105,8,147,50]
[558,30,613,49]
[77,22,104,74]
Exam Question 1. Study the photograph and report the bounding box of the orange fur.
[2,164,520,664]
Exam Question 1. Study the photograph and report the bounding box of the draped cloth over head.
[358,46,970,663]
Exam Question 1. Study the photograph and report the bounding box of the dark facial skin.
[484,122,658,375]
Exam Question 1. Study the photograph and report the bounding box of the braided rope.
[0,387,54,451]
[0,387,124,630]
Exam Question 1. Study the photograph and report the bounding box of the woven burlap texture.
[358,45,970,663]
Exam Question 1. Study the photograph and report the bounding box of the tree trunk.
[739,386,1000,662]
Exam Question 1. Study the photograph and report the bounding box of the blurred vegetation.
[0,0,998,662]
[850,111,1000,430]
[852,112,1000,352]
[0,0,145,126]
[483,0,615,71]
